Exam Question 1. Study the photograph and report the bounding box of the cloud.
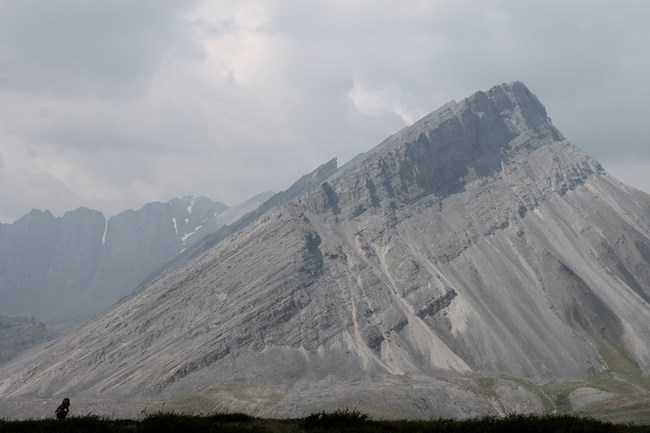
[605,160,650,196]
[0,0,200,97]
[0,0,648,223]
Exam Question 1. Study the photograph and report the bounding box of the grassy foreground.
[1,410,649,433]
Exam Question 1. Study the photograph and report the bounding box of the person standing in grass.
[55,398,70,419]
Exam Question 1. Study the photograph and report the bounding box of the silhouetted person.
[55,398,70,419]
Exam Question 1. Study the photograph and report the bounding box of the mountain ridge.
[0,192,274,326]
[1,82,649,420]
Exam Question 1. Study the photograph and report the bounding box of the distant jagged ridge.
[0,193,273,326]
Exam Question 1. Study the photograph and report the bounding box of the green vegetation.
[532,344,650,424]
[0,411,648,433]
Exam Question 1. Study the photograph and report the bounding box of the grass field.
[1,411,649,433]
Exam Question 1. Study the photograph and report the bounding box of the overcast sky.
[0,0,648,223]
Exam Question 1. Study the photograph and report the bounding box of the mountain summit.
[1,82,649,420]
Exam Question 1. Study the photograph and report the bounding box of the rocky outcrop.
[1,82,649,420]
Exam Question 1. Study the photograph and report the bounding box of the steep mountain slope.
[1,82,649,420]
[0,193,273,325]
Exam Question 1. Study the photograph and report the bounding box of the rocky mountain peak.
[1,82,649,420]
[300,82,599,224]
[462,81,562,141]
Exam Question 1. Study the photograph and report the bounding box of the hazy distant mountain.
[0,315,55,365]
[2,82,649,421]
[0,192,274,326]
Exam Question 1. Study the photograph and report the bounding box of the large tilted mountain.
[0,193,273,325]
[1,82,650,420]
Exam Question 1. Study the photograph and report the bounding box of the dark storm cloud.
[0,0,200,97]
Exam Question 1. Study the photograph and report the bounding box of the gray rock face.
[0,207,105,325]
[0,193,273,326]
[1,82,650,420]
